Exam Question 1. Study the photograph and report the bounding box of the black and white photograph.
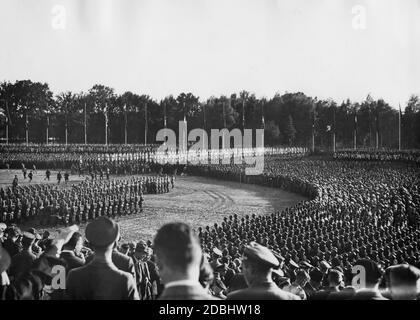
[1,0,420,307]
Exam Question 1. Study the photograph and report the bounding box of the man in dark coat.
[66,217,139,300]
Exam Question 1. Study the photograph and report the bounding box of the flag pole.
[144,102,148,145]
[84,101,87,145]
[353,109,357,150]
[104,102,108,146]
[398,103,402,151]
[375,107,379,149]
[312,106,315,153]
[46,114,49,145]
[26,113,29,145]
[124,104,128,144]
[5,117,8,144]
[65,107,68,147]
[333,106,336,153]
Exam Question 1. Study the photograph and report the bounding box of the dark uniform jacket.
[66,259,139,300]
[227,281,300,300]
[86,249,136,282]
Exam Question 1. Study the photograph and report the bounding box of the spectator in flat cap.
[38,231,51,251]
[154,222,216,300]
[8,232,36,279]
[60,232,85,272]
[305,268,324,300]
[351,259,386,300]
[66,217,139,300]
[2,226,21,259]
[387,264,420,300]
[227,242,300,300]
[132,240,161,300]
[311,269,344,300]
[283,269,310,300]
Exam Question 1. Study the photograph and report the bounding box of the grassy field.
[0,170,307,243]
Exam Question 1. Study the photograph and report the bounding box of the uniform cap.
[212,247,223,257]
[243,242,279,268]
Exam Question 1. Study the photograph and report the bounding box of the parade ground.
[0,170,307,242]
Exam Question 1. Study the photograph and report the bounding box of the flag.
[326,125,332,132]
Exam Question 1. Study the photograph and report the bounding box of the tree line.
[0,80,419,149]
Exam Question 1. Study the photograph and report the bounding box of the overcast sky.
[0,0,419,107]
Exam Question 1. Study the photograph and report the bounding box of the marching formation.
[334,149,420,164]
[1,175,174,226]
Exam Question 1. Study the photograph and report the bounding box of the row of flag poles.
[312,104,403,152]
[0,99,403,150]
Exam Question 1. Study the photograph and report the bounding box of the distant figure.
[22,167,27,179]
[6,163,10,171]
[32,164,37,173]
[45,169,51,181]
[28,171,33,183]
[57,171,62,184]
[64,171,70,183]
[12,175,18,188]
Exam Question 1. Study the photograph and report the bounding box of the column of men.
[0,175,174,226]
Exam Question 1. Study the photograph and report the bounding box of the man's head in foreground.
[153,222,202,284]
[387,264,420,300]
[85,217,120,255]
